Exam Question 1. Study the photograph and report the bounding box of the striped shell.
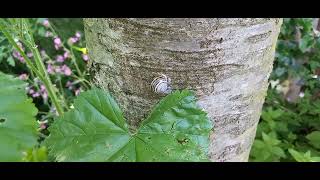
[151,74,172,95]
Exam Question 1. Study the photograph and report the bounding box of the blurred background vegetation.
[250,18,320,162]
[1,18,320,162]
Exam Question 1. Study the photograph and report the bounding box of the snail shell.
[151,74,172,95]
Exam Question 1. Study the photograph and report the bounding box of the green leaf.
[262,132,281,146]
[296,18,313,33]
[6,55,15,67]
[288,149,320,162]
[45,88,212,162]
[306,131,320,149]
[45,88,130,161]
[0,72,39,161]
[261,107,284,122]
[309,61,320,71]
[289,149,310,162]
[287,132,297,141]
[22,146,48,162]
[271,147,286,158]
[274,67,286,77]
[37,27,46,37]
[299,34,314,53]
[250,132,285,162]
[250,140,271,161]
[137,90,212,161]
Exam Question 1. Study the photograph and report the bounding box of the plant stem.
[24,19,64,115]
[57,76,69,109]
[70,74,90,89]
[0,18,64,116]
[0,21,42,79]
[69,47,83,77]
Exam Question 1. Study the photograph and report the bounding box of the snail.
[151,73,172,95]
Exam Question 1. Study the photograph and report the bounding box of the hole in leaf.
[0,118,6,124]
[177,138,189,145]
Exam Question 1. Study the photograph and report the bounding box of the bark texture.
[84,18,282,162]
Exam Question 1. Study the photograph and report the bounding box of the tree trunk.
[83,18,282,162]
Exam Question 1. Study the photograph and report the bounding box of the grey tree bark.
[83,18,282,162]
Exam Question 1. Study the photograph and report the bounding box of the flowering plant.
[0,18,90,131]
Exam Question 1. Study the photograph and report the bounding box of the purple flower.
[63,51,70,59]
[19,73,28,80]
[12,50,25,63]
[54,37,61,44]
[12,50,20,59]
[75,32,81,38]
[19,57,25,63]
[28,88,35,95]
[67,32,81,45]
[82,54,89,61]
[54,37,62,50]
[68,37,78,44]
[43,19,49,27]
[40,85,46,92]
[61,65,72,76]
[32,92,40,98]
[47,64,55,74]
[56,55,65,62]
[54,37,61,45]
[40,85,48,101]
[27,52,33,58]
[40,123,47,130]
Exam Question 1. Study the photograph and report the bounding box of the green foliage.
[250,18,320,162]
[250,132,286,162]
[45,88,212,162]
[22,146,48,162]
[0,19,212,162]
[0,32,15,67]
[288,149,320,162]
[0,72,39,161]
[306,131,320,149]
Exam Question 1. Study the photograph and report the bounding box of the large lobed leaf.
[45,88,212,162]
[0,72,39,161]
